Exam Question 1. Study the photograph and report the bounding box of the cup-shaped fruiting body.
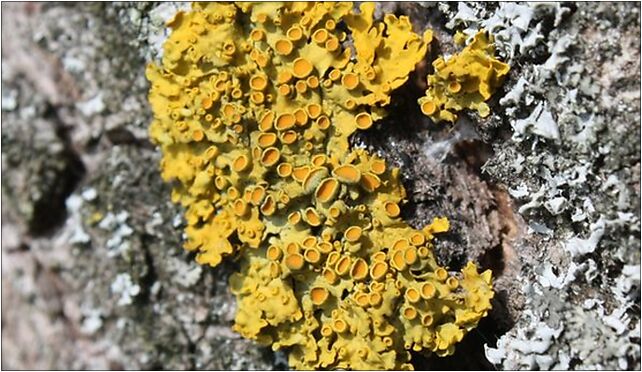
[292,165,310,183]
[304,247,321,264]
[294,108,309,126]
[446,277,459,290]
[335,256,352,276]
[350,258,368,281]
[315,178,340,204]
[260,194,276,215]
[417,246,430,258]
[325,37,340,52]
[306,103,322,119]
[360,173,381,192]
[192,129,205,142]
[227,187,240,201]
[370,250,386,261]
[344,98,357,111]
[328,69,342,81]
[295,80,308,94]
[250,92,265,105]
[317,241,333,254]
[326,252,340,268]
[332,318,348,333]
[384,201,401,218]
[435,267,448,281]
[222,41,236,56]
[312,28,329,44]
[320,324,333,337]
[369,292,383,307]
[303,207,323,227]
[204,145,220,160]
[392,238,410,252]
[269,261,281,278]
[249,28,264,41]
[355,112,373,130]
[250,74,268,91]
[402,306,418,320]
[409,231,426,246]
[288,211,302,225]
[310,287,329,305]
[341,73,360,90]
[280,130,297,145]
[333,164,361,184]
[315,115,331,130]
[267,245,282,261]
[292,58,314,79]
[419,99,437,116]
[421,314,434,327]
[259,111,275,131]
[277,84,292,97]
[328,200,347,221]
[421,282,437,299]
[448,81,461,94]
[275,39,294,55]
[232,154,251,172]
[405,287,421,304]
[344,226,362,243]
[285,253,305,270]
[370,261,388,281]
[276,163,292,178]
[311,154,327,166]
[286,25,303,41]
[275,113,296,131]
[404,247,418,266]
[260,147,280,167]
[322,267,338,284]
[391,250,407,272]
[286,242,300,255]
[233,199,249,217]
[370,282,385,294]
[214,176,228,190]
[355,292,369,307]
[302,236,317,249]
[257,132,278,148]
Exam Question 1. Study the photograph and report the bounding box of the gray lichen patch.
[458,2,642,369]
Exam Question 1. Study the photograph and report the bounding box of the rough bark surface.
[1,2,639,370]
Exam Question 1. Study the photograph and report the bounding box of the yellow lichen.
[418,30,510,123]
[147,2,494,370]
